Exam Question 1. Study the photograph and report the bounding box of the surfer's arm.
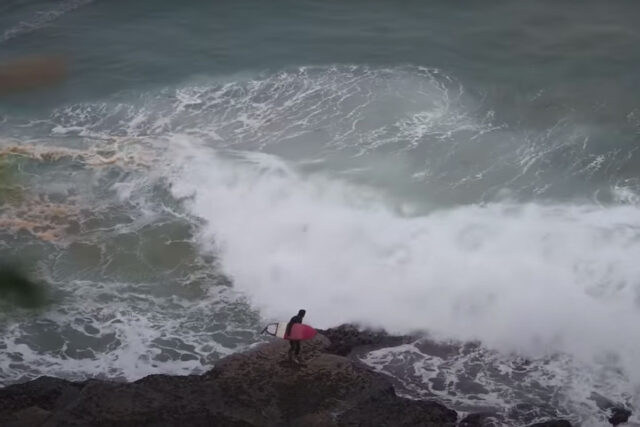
[285,319,294,336]
[285,315,300,336]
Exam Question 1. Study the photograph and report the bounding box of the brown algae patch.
[0,139,153,243]
[0,197,82,242]
[0,140,153,168]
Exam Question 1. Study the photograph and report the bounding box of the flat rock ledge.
[0,326,575,426]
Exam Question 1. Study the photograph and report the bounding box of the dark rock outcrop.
[459,412,500,426]
[318,323,411,356]
[0,375,82,425]
[0,331,456,426]
[336,387,456,427]
[590,392,632,426]
[0,325,601,426]
[608,407,632,426]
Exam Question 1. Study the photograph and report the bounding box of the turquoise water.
[1,1,640,425]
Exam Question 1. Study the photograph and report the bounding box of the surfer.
[286,309,306,364]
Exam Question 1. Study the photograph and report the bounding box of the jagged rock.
[336,388,456,426]
[459,412,500,426]
[4,405,51,427]
[0,332,456,426]
[318,324,410,356]
[0,375,81,423]
[608,407,632,426]
[0,326,613,426]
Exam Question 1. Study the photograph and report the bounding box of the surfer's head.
[298,309,306,318]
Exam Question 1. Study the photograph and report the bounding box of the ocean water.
[1,1,640,425]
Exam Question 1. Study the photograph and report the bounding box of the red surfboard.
[262,322,317,340]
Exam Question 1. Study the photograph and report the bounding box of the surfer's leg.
[288,340,295,362]
[293,341,302,363]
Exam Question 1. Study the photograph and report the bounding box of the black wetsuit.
[286,312,304,356]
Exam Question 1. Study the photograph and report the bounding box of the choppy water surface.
[1,1,640,425]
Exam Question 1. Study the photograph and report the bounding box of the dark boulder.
[590,392,632,426]
[608,407,632,426]
[318,324,411,356]
[459,412,501,426]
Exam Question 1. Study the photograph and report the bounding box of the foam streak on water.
[361,340,634,426]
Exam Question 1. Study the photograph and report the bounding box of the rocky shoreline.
[0,325,629,426]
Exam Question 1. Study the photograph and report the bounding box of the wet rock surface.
[459,411,500,426]
[318,324,411,356]
[590,392,632,426]
[1,325,616,426]
[0,329,455,426]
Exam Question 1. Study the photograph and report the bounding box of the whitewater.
[1,1,640,425]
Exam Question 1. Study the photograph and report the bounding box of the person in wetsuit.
[286,309,306,363]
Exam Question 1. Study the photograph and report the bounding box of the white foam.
[3,64,638,423]
[362,341,636,426]
[38,65,625,207]
[612,185,640,205]
[43,66,482,157]
[0,278,254,384]
[0,145,260,384]
[167,137,640,388]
